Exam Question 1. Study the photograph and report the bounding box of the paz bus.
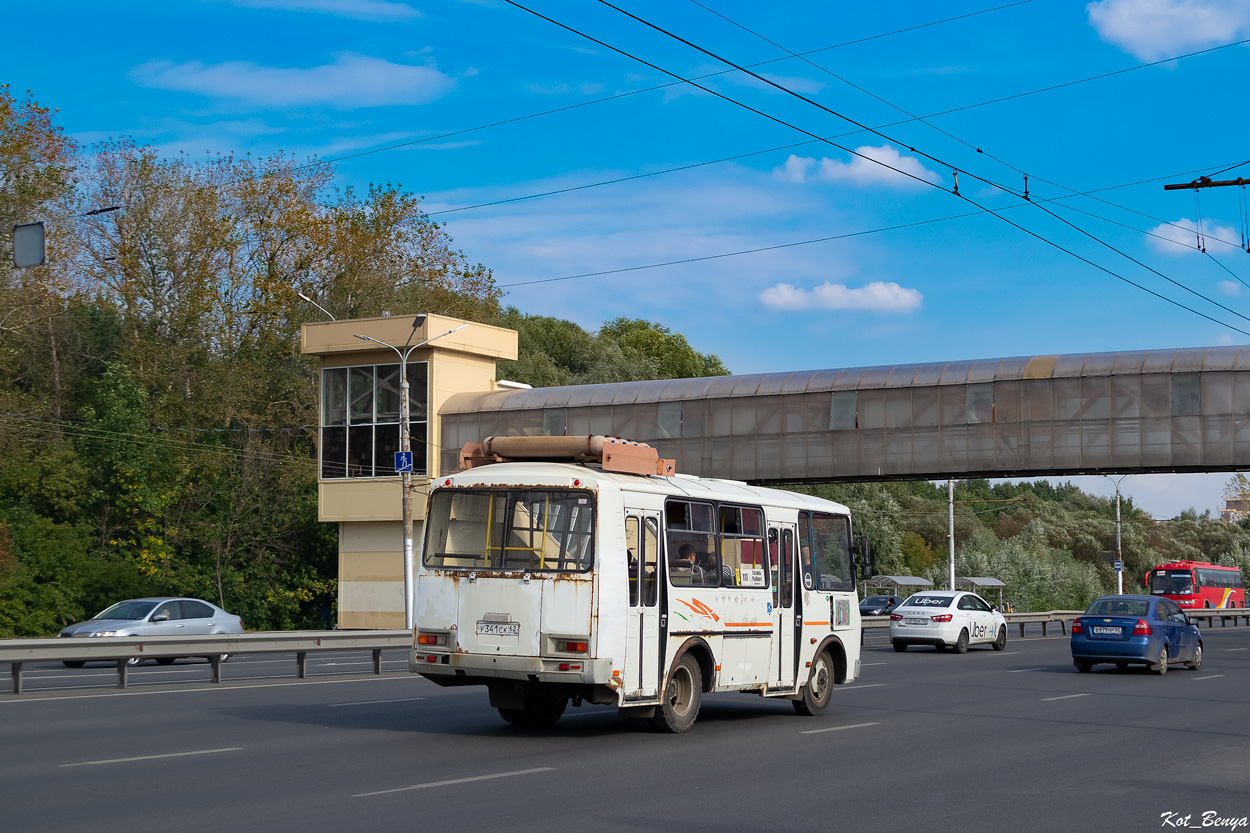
[410,435,867,733]
[1146,560,1245,608]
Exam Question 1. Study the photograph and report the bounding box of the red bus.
[1145,560,1245,609]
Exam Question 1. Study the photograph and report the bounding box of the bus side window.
[643,518,660,606]
[780,529,794,608]
[625,516,640,606]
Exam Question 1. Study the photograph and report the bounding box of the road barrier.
[0,630,410,695]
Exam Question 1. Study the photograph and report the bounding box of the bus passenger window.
[626,516,640,606]
[643,518,660,606]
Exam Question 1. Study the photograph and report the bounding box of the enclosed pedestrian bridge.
[440,345,1250,485]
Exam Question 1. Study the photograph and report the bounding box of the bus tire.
[651,654,701,733]
[498,687,567,727]
[793,650,834,716]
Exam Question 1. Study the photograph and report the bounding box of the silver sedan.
[58,597,244,667]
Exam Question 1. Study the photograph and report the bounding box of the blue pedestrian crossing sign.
[394,451,413,472]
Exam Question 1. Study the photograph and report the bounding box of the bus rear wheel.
[793,650,834,716]
[498,687,567,727]
[651,654,702,733]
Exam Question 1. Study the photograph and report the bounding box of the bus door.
[767,525,798,689]
[624,512,662,697]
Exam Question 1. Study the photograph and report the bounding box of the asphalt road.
[4,627,1250,833]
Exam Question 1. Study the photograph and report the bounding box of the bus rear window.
[424,489,595,572]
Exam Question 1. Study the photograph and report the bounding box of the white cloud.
[1146,217,1240,253]
[1087,0,1250,61]
[774,146,940,188]
[1218,280,1242,295]
[758,281,923,312]
[130,53,454,109]
[230,0,421,21]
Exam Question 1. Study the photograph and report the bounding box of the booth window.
[320,363,428,478]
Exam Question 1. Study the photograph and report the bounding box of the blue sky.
[6,0,1250,517]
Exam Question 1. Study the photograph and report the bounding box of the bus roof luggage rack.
[460,435,676,477]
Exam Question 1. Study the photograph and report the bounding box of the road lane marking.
[63,747,242,767]
[1193,674,1225,680]
[1227,648,1249,652]
[1041,693,1090,701]
[354,767,555,797]
[838,683,886,690]
[861,662,888,666]
[989,651,1020,656]
[329,697,426,707]
[801,722,881,735]
[1008,667,1046,673]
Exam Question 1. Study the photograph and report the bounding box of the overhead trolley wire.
[498,0,1250,337]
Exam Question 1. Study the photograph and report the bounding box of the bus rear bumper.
[411,651,614,685]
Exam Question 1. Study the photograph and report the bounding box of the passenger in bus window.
[697,551,734,586]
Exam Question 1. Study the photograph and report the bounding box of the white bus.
[411,436,866,732]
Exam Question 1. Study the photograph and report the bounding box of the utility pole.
[948,479,956,591]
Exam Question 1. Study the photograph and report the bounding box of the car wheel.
[204,654,230,664]
[651,654,702,733]
[992,626,1007,651]
[156,657,176,665]
[1152,644,1169,675]
[892,640,908,652]
[1186,642,1203,671]
[1074,659,1092,673]
[953,629,969,654]
[126,656,143,667]
[793,650,834,716]
[62,660,85,669]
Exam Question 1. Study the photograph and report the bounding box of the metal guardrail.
[862,607,1250,642]
[863,610,1085,641]
[0,630,411,695]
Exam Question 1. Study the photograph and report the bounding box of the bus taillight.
[1133,619,1152,635]
[557,640,588,653]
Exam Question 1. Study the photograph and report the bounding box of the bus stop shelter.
[955,576,1007,608]
[861,576,932,599]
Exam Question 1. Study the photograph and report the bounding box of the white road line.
[1042,693,1090,701]
[1227,648,1249,652]
[354,767,555,797]
[0,674,414,704]
[801,722,881,735]
[1193,674,1225,680]
[328,697,426,707]
[839,683,886,690]
[989,651,1021,656]
[1008,667,1047,673]
[861,662,888,666]
[62,747,242,767]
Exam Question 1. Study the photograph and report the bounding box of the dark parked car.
[58,597,244,667]
[859,595,903,616]
[1070,594,1202,674]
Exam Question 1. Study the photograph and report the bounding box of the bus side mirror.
[857,535,873,581]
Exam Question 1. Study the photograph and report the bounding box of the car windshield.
[1085,598,1149,618]
[900,595,953,608]
[93,601,159,621]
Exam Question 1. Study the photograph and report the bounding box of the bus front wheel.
[793,650,834,716]
[651,654,702,733]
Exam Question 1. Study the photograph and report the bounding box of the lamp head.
[413,313,427,330]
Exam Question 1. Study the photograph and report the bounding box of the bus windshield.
[424,488,595,572]
[1150,570,1194,595]
[801,512,854,592]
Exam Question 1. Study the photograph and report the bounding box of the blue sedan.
[1070,594,1202,674]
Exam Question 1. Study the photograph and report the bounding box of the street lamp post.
[354,317,470,631]
[1102,474,1131,595]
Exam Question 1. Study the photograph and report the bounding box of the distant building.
[1222,497,1250,524]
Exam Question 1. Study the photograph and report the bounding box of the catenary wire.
[500,0,1250,336]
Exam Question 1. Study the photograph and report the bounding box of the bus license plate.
[1091,626,1121,635]
[477,621,520,637]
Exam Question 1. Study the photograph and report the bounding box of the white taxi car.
[889,590,1007,653]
